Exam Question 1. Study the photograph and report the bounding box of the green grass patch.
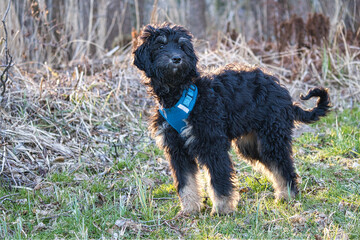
[1,107,359,239]
[152,183,176,198]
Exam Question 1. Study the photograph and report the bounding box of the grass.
[1,106,359,239]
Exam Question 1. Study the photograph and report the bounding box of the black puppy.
[133,23,330,215]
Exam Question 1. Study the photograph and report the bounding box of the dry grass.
[1,0,359,65]
[0,46,145,188]
[1,30,359,190]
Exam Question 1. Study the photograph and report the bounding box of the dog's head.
[133,23,198,84]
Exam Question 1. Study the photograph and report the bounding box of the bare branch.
[0,0,13,98]
[1,0,11,22]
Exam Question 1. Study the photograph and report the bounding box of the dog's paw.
[210,207,236,216]
[275,190,297,202]
[210,201,237,216]
[180,202,202,215]
[210,192,239,216]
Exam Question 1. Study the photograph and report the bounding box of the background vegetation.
[0,0,359,239]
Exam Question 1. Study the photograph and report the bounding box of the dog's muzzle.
[169,55,182,73]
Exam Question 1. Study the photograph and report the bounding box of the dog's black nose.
[171,56,182,64]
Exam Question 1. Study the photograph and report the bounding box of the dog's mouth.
[172,67,179,74]
[164,61,184,76]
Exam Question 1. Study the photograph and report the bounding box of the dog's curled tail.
[293,88,331,124]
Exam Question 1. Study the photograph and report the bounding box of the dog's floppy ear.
[133,43,150,73]
[133,25,157,75]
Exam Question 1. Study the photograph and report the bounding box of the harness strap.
[159,84,198,134]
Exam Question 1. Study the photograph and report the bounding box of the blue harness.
[159,84,198,134]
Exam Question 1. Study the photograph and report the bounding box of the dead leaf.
[96,193,106,207]
[338,200,346,212]
[53,156,65,163]
[293,202,302,209]
[315,213,327,227]
[142,177,155,187]
[32,222,46,232]
[314,234,322,240]
[74,173,89,181]
[239,187,251,193]
[108,218,142,236]
[15,199,28,205]
[334,229,349,240]
[352,162,360,168]
[33,208,53,216]
[157,158,168,166]
[289,214,306,224]
[153,165,166,171]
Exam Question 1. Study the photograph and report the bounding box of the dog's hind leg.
[234,131,298,200]
[198,145,239,215]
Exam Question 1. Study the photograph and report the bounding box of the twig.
[0,193,20,205]
[11,185,33,191]
[38,212,71,220]
[6,160,18,186]
[134,0,140,31]
[0,193,19,202]
[1,0,11,27]
[253,176,263,186]
[153,197,176,200]
[0,145,6,175]
[0,198,15,204]
[265,217,285,224]
[1,0,13,97]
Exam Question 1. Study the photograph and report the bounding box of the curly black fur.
[133,23,331,215]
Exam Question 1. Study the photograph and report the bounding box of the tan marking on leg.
[210,191,240,215]
[205,168,239,215]
[233,134,296,200]
[272,169,296,200]
[154,123,167,148]
[247,161,295,200]
[178,172,202,214]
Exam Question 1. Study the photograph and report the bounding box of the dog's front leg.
[160,130,202,215]
[165,145,202,214]
[152,114,202,214]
